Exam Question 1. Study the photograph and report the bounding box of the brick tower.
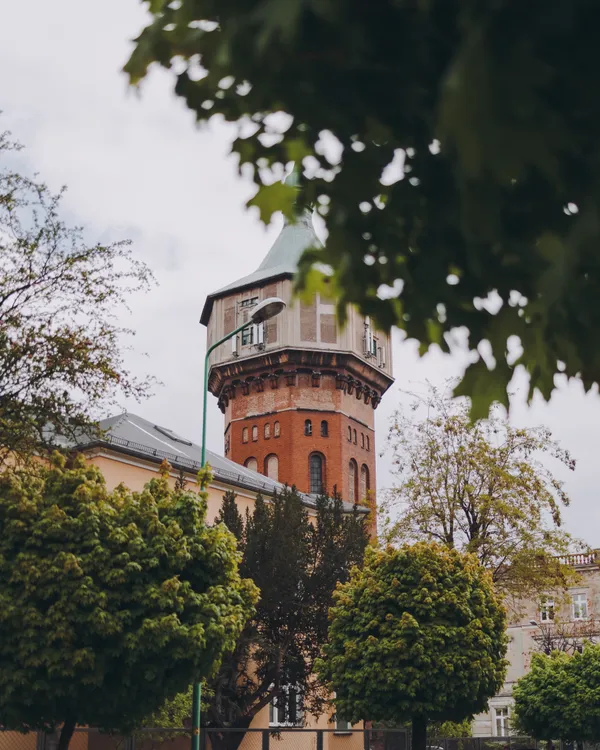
[200,206,393,504]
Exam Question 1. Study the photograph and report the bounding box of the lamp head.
[530,620,539,627]
[250,297,286,324]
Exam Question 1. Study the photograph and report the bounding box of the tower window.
[361,433,365,449]
[321,420,328,437]
[305,419,312,436]
[349,460,358,504]
[240,297,258,308]
[309,452,325,494]
[366,435,370,451]
[241,326,254,346]
[348,426,352,442]
[265,454,279,481]
[244,457,258,472]
[242,427,249,444]
[353,429,357,445]
[264,423,271,439]
[274,421,281,438]
[360,464,370,502]
[252,425,258,442]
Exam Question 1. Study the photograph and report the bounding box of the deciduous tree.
[0,457,257,750]
[209,488,369,750]
[125,1,600,415]
[381,388,577,605]
[514,646,600,742]
[318,543,507,750]
[0,128,152,464]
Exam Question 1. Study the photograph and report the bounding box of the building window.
[242,427,249,444]
[573,592,589,620]
[309,452,325,494]
[335,717,352,734]
[264,423,271,439]
[353,429,357,445]
[540,598,555,622]
[244,457,258,472]
[305,419,312,436]
[360,464,369,501]
[252,425,258,442]
[361,433,365,449]
[349,459,358,504]
[270,685,303,727]
[366,435,370,451]
[348,426,352,442]
[321,420,328,437]
[241,326,254,346]
[240,297,258,308]
[265,454,279,481]
[494,707,510,737]
[274,421,281,438]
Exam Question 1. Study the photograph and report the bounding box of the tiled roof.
[76,412,365,514]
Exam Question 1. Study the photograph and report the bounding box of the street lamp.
[192,296,286,750]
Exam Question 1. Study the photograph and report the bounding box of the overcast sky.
[2,0,599,544]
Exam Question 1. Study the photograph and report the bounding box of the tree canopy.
[514,646,600,742]
[318,542,507,750]
[0,129,152,464]
[0,457,257,750]
[381,387,577,605]
[125,1,600,416]
[207,487,369,750]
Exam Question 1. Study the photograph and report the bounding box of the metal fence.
[0,728,546,750]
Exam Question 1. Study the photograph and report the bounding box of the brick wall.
[225,374,376,502]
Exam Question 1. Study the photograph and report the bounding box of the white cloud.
[2,0,599,545]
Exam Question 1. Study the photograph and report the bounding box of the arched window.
[348,426,352,442]
[360,464,370,501]
[274,421,281,438]
[353,429,357,445]
[305,419,312,436]
[361,433,365,448]
[348,459,358,503]
[366,435,370,451]
[242,427,249,444]
[309,452,325,494]
[264,423,271,439]
[321,420,328,437]
[252,425,258,442]
[265,454,279,481]
[245,457,258,472]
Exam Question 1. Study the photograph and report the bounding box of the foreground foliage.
[207,488,369,750]
[381,388,577,605]
[0,129,152,464]
[0,458,257,750]
[318,543,507,750]
[514,645,600,742]
[125,1,600,415]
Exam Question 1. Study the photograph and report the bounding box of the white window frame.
[334,717,352,734]
[239,297,259,348]
[269,685,303,728]
[540,598,555,622]
[494,706,511,737]
[572,592,589,621]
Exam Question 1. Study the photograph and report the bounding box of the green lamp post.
[192,295,286,750]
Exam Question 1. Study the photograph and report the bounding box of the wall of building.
[206,279,392,381]
[473,559,600,736]
[88,452,257,525]
[223,372,376,499]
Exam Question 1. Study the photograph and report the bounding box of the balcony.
[559,552,599,567]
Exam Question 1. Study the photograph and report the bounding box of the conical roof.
[200,210,320,325]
